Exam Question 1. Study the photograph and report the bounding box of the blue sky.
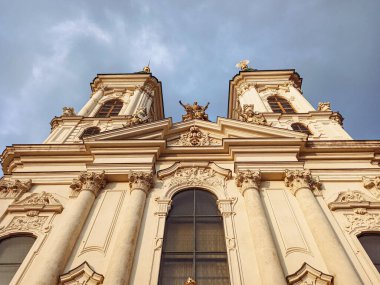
[0,0,379,156]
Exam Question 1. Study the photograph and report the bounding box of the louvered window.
[267,96,295,113]
[80,127,101,139]
[95,99,123,117]
[291,123,311,135]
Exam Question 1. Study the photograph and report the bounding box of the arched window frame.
[291,123,312,135]
[94,99,123,118]
[80,127,101,139]
[148,162,244,285]
[267,95,296,113]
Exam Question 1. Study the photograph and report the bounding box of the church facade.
[0,63,379,285]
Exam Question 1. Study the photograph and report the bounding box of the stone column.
[236,170,287,285]
[284,169,363,285]
[104,171,153,285]
[24,171,106,285]
[78,86,105,116]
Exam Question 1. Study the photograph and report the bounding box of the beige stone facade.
[0,66,379,285]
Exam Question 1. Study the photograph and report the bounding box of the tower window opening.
[95,99,123,117]
[291,123,311,135]
[267,96,296,113]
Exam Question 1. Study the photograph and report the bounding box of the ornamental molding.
[286,263,333,285]
[344,209,380,234]
[235,170,261,196]
[236,81,255,96]
[59,262,104,285]
[154,198,172,216]
[284,169,321,196]
[328,191,380,211]
[363,176,380,199]
[257,83,290,95]
[0,178,32,199]
[236,104,269,126]
[70,171,107,198]
[169,126,221,146]
[0,216,48,234]
[8,191,63,215]
[317,102,331,112]
[129,171,154,194]
[217,198,237,217]
[157,162,231,198]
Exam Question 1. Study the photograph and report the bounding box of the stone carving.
[179,101,209,121]
[284,169,321,196]
[286,263,333,285]
[50,118,60,131]
[129,171,153,194]
[317,102,331,111]
[154,198,172,216]
[70,171,107,198]
[328,191,380,211]
[184,277,196,285]
[59,262,104,285]
[8,191,63,214]
[363,176,380,199]
[171,126,220,146]
[344,209,380,233]
[1,216,48,233]
[236,104,268,125]
[236,82,253,96]
[62,107,76,117]
[0,178,32,199]
[330,112,344,126]
[235,170,261,195]
[123,107,151,128]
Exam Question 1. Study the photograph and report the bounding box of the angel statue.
[179,101,210,121]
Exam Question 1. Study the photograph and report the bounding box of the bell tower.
[228,60,351,140]
[44,67,164,144]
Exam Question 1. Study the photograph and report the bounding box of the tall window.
[95,99,123,117]
[267,96,296,113]
[0,236,36,285]
[159,189,230,285]
[358,233,380,272]
[291,123,311,135]
[80,127,101,139]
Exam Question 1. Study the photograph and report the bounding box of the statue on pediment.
[179,101,209,121]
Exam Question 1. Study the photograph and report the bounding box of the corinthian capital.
[284,169,321,195]
[0,178,32,199]
[129,171,154,194]
[235,170,261,195]
[70,171,106,197]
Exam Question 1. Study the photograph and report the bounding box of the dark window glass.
[80,127,101,139]
[0,236,36,285]
[291,123,311,135]
[267,96,296,113]
[358,233,380,272]
[95,99,123,117]
[159,189,230,285]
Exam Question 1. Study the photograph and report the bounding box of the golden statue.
[184,277,196,285]
[179,101,210,121]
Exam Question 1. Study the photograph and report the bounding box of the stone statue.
[237,104,268,125]
[179,101,210,121]
[123,107,150,127]
[318,102,331,111]
[62,107,76,117]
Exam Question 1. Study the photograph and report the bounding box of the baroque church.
[0,61,379,285]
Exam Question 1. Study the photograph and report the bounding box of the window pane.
[159,254,193,285]
[164,217,194,252]
[196,254,230,285]
[358,233,380,272]
[170,191,194,216]
[196,217,226,252]
[195,191,219,215]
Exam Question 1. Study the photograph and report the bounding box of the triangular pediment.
[83,117,307,144]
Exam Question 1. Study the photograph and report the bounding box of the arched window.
[358,233,380,272]
[267,95,296,113]
[291,123,312,135]
[159,189,230,285]
[95,99,123,117]
[0,235,36,284]
[80,127,101,139]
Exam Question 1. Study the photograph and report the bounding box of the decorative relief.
[0,216,48,233]
[170,126,221,146]
[8,191,63,214]
[123,106,151,128]
[344,209,380,233]
[154,198,172,216]
[0,178,32,199]
[235,170,261,195]
[317,102,331,111]
[363,176,380,199]
[70,171,107,198]
[217,198,236,217]
[284,169,321,196]
[236,81,254,96]
[59,262,104,285]
[236,104,268,126]
[129,171,153,194]
[328,190,380,211]
[330,112,344,126]
[62,107,76,117]
[179,101,210,121]
[286,263,333,285]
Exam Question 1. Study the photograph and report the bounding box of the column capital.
[284,169,320,195]
[0,178,32,199]
[70,171,107,197]
[235,170,261,195]
[129,171,154,194]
